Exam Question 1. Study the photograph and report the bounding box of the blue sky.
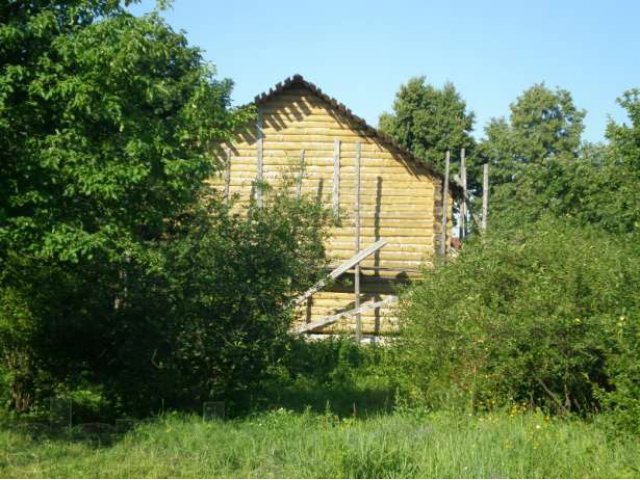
[130,0,640,143]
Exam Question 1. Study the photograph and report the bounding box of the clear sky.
[129,0,640,143]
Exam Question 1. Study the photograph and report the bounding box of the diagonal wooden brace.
[293,295,398,334]
[290,238,388,308]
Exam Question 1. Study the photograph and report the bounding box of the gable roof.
[253,74,460,193]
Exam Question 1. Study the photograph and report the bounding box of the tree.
[595,89,640,235]
[150,193,329,413]
[0,1,248,264]
[480,84,586,227]
[607,89,640,171]
[0,0,256,413]
[396,216,640,416]
[379,77,475,172]
[482,83,585,182]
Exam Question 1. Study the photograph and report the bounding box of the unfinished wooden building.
[210,75,453,338]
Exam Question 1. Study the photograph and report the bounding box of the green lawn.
[1,409,638,478]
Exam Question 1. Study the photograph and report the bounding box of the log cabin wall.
[209,76,453,336]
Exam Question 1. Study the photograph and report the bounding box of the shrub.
[256,335,395,416]
[0,189,330,418]
[598,313,640,434]
[396,217,640,421]
[152,191,330,411]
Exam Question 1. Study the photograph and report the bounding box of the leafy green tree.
[0,1,331,417]
[379,77,475,172]
[0,189,330,416]
[589,89,640,235]
[152,193,329,413]
[481,86,640,237]
[482,83,585,179]
[396,216,640,417]
[607,89,640,171]
[0,1,248,264]
[0,0,258,413]
[480,84,586,227]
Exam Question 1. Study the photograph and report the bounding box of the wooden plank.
[460,147,467,239]
[332,139,341,219]
[256,108,264,207]
[482,162,489,232]
[296,149,305,200]
[224,147,231,205]
[354,141,362,341]
[440,150,450,261]
[294,296,398,334]
[290,238,388,307]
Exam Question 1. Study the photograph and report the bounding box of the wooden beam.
[291,238,387,307]
[224,147,231,206]
[454,181,483,230]
[256,108,263,207]
[354,141,362,341]
[294,296,398,334]
[460,147,467,239]
[296,149,305,200]
[482,162,489,232]
[332,139,340,219]
[440,150,450,260]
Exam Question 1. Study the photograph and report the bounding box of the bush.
[0,189,330,418]
[396,217,640,423]
[152,191,330,412]
[259,336,395,416]
[599,313,640,434]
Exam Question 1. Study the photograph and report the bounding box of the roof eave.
[253,74,462,197]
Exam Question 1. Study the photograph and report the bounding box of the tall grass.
[1,409,638,478]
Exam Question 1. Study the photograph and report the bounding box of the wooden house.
[210,75,454,338]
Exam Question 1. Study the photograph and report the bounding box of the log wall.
[209,86,452,335]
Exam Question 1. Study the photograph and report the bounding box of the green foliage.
[2,410,639,477]
[601,314,640,435]
[0,286,39,412]
[0,0,327,418]
[536,143,640,236]
[396,217,640,420]
[481,84,640,238]
[483,87,640,236]
[479,84,585,227]
[607,88,640,170]
[379,76,475,172]
[149,191,330,412]
[0,189,330,417]
[0,1,250,263]
[259,336,395,416]
[483,83,585,171]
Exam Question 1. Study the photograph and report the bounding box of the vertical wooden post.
[482,162,489,232]
[296,149,305,200]
[354,141,362,342]
[332,139,341,219]
[256,108,263,207]
[440,150,450,261]
[460,147,467,239]
[224,147,231,206]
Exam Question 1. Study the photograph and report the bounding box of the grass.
[1,409,639,478]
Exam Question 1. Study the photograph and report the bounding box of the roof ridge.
[253,74,458,189]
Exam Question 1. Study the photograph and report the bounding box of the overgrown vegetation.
[0,189,330,418]
[2,1,640,478]
[2,410,639,478]
[0,0,330,419]
[258,336,394,416]
[396,217,640,426]
[381,75,640,436]
[379,76,476,172]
